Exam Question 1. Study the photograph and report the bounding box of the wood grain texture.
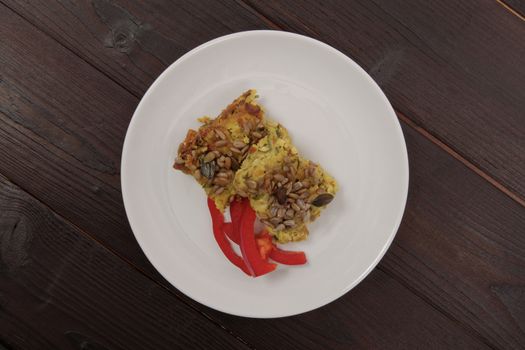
[0,185,490,350]
[500,0,525,17]
[0,174,250,350]
[4,0,525,203]
[241,0,525,204]
[1,0,266,98]
[0,1,524,349]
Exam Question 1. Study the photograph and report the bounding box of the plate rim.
[121,30,409,318]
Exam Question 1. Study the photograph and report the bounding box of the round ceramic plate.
[122,31,408,318]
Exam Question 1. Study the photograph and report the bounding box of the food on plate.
[174,90,338,276]
[174,90,266,211]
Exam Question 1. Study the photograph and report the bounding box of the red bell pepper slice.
[223,222,236,243]
[207,198,252,276]
[228,198,245,244]
[240,205,277,276]
[269,247,307,265]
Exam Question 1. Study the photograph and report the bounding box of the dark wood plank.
[1,0,266,98]
[0,184,490,350]
[244,0,525,204]
[0,174,250,350]
[500,0,525,17]
[4,0,525,202]
[0,1,524,349]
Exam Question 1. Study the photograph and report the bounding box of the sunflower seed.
[242,122,251,134]
[188,164,197,171]
[246,180,258,189]
[312,193,334,207]
[297,188,308,194]
[292,181,303,191]
[270,217,282,225]
[268,195,275,205]
[193,169,202,180]
[216,172,229,178]
[273,174,286,182]
[288,192,299,199]
[261,219,273,228]
[291,202,301,212]
[214,187,225,195]
[213,177,230,186]
[302,211,311,222]
[277,207,286,218]
[203,152,217,163]
[215,129,226,140]
[175,156,185,165]
[241,145,250,154]
[251,131,262,138]
[216,157,225,168]
[214,140,228,147]
[283,220,296,227]
[230,147,242,154]
[223,157,231,169]
[270,206,278,217]
[286,181,294,194]
[296,198,306,210]
[233,140,246,149]
[275,224,286,231]
[285,209,295,219]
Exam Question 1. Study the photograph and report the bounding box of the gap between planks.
[4,0,522,211]
[0,169,257,350]
[496,0,525,20]
[397,111,525,208]
[1,1,523,345]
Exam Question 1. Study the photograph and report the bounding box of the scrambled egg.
[175,90,338,243]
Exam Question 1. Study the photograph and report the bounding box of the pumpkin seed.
[312,193,334,207]
[275,187,287,205]
[200,161,216,179]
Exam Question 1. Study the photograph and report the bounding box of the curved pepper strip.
[223,222,236,243]
[207,198,252,276]
[269,247,307,265]
[228,198,245,244]
[240,205,277,276]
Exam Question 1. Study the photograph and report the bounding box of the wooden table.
[1,1,524,349]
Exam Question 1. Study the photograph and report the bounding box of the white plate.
[122,31,408,318]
